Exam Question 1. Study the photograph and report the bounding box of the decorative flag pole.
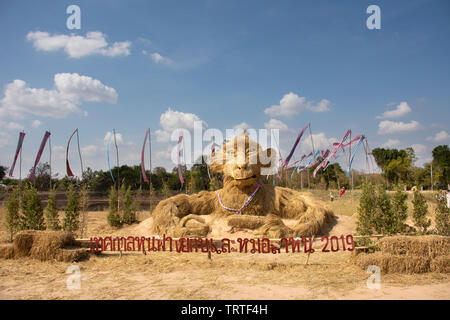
[9,132,26,178]
[107,131,115,183]
[149,128,153,211]
[113,129,120,210]
[29,131,51,182]
[67,129,84,181]
[140,128,153,211]
[308,123,315,189]
[177,131,185,192]
[10,131,26,196]
[49,134,52,190]
[77,129,84,177]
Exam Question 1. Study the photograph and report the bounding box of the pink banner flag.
[313,130,351,177]
[29,131,51,181]
[282,123,309,168]
[9,132,26,177]
[141,129,150,183]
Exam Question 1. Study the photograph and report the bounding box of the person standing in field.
[339,186,346,198]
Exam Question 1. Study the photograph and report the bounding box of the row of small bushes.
[4,183,89,241]
[356,182,450,246]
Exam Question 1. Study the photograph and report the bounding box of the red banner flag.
[66,129,78,177]
[9,132,26,177]
[29,131,51,181]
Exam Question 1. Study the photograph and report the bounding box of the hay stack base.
[352,235,450,274]
[0,230,89,262]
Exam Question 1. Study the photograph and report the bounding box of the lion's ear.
[259,147,277,168]
[209,151,224,173]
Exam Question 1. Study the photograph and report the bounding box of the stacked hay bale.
[0,230,89,262]
[353,236,450,274]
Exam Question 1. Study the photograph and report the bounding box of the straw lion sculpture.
[151,133,334,238]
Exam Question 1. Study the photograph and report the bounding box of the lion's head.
[209,132,276,189]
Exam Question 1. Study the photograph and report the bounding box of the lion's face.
[209,133,275,189]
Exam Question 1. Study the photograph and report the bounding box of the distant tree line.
[371,145,449,189]
[1,145,448,193]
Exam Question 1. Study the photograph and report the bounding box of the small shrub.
[63,184,80,232]
[21,183,45,230]
[45,188,60,230]
[391,184,408,233]
[122,186,137,225]
[412,189,431,234]
[435,192,450,236]
[5,187,21,241]
[107,186,122,227]
[161,181,171,199]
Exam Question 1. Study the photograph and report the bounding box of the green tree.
[391,185,408,233]
[432,145,450,187]
[356,182,377,236]
[20,183,45,230]
[122,186,137,225]
[63,184,80,232]
[5,187,21,241]
[45,188,60,230]
[434,192,450,236]
[412,189,431,234]
[374,184,395,234]
[161,180,171,199]
[107,186,122,227]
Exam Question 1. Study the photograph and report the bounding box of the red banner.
[9,132,26,177]
[66,129,77,177]
[29,131,51,181]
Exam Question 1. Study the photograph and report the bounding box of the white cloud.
[0,131,10,148]
[26,31,131,58]
[264,119,289,131]
[427,130,450,142]
[233,122,250,130]
[155,108,207,142]
[411,144,427,155]
[301,133,337,152]
[309,99,331,112]
[264,92,330,117]
[104,131,124,146]
[378,120,421,135]
[0,73,117,119]
[0,121,23,131]
[81,145,98,157]
[142,51,173,65]
[156,145,173,161]
[31,120,42,128]
[54,73,118,104]
[376,101,411,119]
[382,139,401,148]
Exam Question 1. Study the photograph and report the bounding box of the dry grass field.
[0,190,449,300]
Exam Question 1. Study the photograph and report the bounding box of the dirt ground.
[0,190,449,300]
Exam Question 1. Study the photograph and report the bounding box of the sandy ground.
[0,192,449,300]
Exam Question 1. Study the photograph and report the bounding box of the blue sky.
[0,0,449,178]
